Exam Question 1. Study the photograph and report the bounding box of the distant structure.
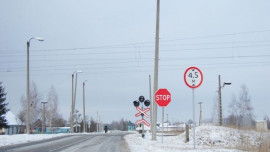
[0,111,24,135]
[256,120,267,131]
[198,102,203,126]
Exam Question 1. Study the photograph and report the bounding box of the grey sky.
[1,0,270,124]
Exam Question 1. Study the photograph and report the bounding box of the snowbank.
[125,126,270,152]
[190,126,266,148]
[0,133,69,147]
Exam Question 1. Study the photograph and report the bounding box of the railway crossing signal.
[132,96,150,137]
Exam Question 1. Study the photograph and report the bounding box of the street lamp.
[218,75,231,126]
[83,80,87,133]
[26,37,44,134]
[70,70,82,133]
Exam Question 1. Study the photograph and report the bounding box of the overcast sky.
[1,0,270,124]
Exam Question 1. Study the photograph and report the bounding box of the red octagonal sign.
[155,88,171,107]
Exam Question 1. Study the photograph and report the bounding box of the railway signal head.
[144,100,150,107]
[139,96,145,102]
[133,100,140,107]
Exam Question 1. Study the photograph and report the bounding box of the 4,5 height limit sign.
[184,67,203,89]
[184,67,203,149]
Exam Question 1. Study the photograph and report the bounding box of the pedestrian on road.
[104,126,108,133]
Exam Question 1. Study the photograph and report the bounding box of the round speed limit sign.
[184,67,203,89]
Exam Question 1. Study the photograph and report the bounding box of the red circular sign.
[155,88,171,107]
[184,67,203,89]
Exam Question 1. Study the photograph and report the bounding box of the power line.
[1,54,270,71]
[1,61,270,73]
[1,43,270,58]
[1,29,270,54]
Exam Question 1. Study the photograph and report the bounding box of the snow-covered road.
[0,132,129,152]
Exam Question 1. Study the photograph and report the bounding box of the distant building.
[157,122,185,132]
[0,111,25,135]
[256,120,268,131]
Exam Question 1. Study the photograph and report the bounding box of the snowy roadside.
[124,126,270,152]
[0,133,73,147]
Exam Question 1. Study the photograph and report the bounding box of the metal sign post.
[184,67,203,149]
[155,88,171,143]
[162,107,164,143]
[192,89,195,149]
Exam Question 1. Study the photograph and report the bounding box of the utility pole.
[218,75,231,126]
[41,101,48,133]
[26,41,30,134]
[149,75,153,134]
[83,80,87,133]
[153,0,160,141]
[71,73,74,133]
[218,75,222,126]
[198,102,203,126]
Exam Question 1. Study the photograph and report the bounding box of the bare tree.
[17,110,26,133]
[51,113,66,127]
[46,86,58,128]
[227,94,240,127]
[211,96,219,125]
[29,82,42,128]
[238,85,254,127]
[89,118,97,132]
[227,85,254,128]
[19,82,42,129]
[18,96,26,124]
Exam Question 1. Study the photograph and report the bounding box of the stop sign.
[155,88,171,107]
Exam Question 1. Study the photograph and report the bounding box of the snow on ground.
[0,133,69,147]
[125,126,270,152]
[193,126,268,149]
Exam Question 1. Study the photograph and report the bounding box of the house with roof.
[0,111,25,135]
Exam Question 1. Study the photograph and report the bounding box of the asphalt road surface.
[0,132,130,152]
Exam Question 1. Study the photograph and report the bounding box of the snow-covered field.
[125,126,270,152]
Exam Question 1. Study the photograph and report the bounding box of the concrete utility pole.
[41,102,48,133]
[152,0,160,141]
[198,102,203,126]
[83,80,87,133]
[218,75,231,126]
[149,75,153,134]
[71,73,74,133]
[26,37,44,134]
[70,71,82,133]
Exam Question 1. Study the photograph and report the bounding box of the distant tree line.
[109,118,131,131]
